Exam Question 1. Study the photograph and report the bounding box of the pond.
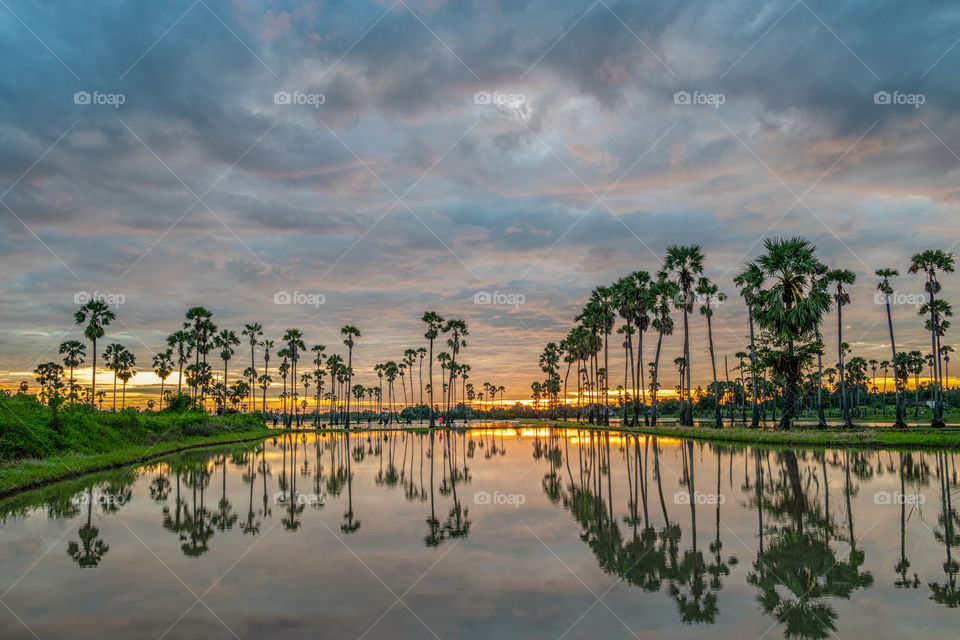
[0,425,957,639]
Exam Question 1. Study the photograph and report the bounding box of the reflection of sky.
[2,0,960,402]
[0,430,955,638]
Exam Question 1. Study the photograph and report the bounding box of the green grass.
[0,394,270,496]
[517,418,960,449]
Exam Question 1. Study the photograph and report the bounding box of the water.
[1,425,957,639]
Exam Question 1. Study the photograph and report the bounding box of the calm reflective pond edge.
[0,425,957,640]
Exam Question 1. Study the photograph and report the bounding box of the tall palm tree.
[167,330,192,396]
[443,319,468,423]
[241,323,263,411]
[734,262,763,427]
[696,276,727,428]
[660,245,705,425]
[278,352,290,423]
[422,311,445,428]
[74,300,115,407]
[403,348,418,406]
[257,374,272,414]
[184,306,214,400]
[117,349,136,410]
[103,343,126,411]
[826,268,856,428]
[260,339,274,413]
[416,347,427,406]
[152,349,174,409]
[59,340,86,404]
[751,237,831,430]
[340,325,361,428]
[909,249,955,427]
[941,345,954,409]
[282,329,305,427]
[876,268,907,427]
[649,276,678,425]
[214,329,240,394]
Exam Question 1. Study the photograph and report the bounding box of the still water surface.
[1,425,957,639]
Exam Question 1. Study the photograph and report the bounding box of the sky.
[1,0,959,405]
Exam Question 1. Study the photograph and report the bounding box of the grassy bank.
[0,394,270,496]
[516,419,960,449]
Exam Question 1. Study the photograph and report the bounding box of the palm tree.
[443,319,468,423]
[751,237,831,430]
[59,340,86,404]
[734,262,764,427]
[417,347,427,406]
[340,325,361,428]
[696,276,727,428]
[422,311,445,428]
[167,330,192,396]
[649,276,678,425]
[326,354,343,424]
[827,268,857,428]
[260,339,274,413]
[403,348,418,406]
[152,349,174,409]
[257,374,272,414]
[909,249,955,427]
[241,323,263,411]
[942,345,954,409]
[311,345,327,425]
[282,329,305,427]
[73,300,115,407]
[184,306,215,400]
[278,351,290,423]
[300,372,312,421]
[660,245,705,425]
[876,268,907,427]
[214,329,240,394]
[117,349,136,410]
[103,343,126,411]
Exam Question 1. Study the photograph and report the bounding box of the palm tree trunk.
[683,308,692,426]
[651,331,664,426]
[706,312,720,428]
[838,305,852,428]
[816,329,827,428]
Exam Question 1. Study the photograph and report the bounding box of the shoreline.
[0,429,271,499]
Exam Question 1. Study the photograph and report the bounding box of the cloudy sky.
[1,0,959,402]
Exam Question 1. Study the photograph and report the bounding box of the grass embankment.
[516,418,960,449]
[0,394,270,496]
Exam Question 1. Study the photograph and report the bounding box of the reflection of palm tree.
[930,450,960,606]
[748,448,873,639]
[895,452,920,589]
[212,457,237,532]
[67,487,109,568]
[341,431,360,533]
